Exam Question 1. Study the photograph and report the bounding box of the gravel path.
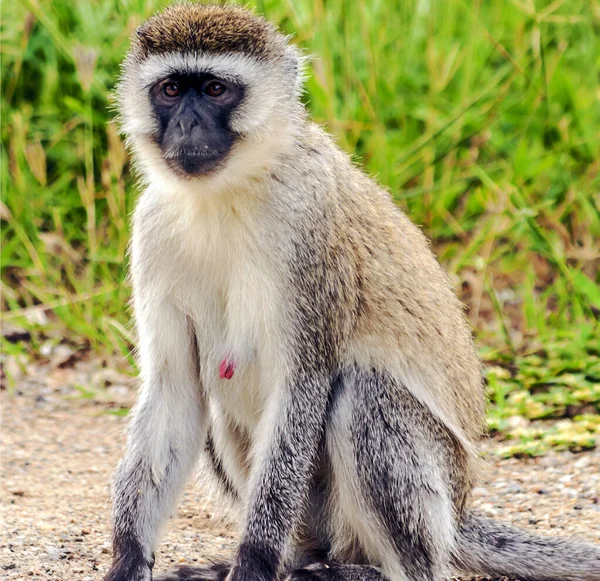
[1,360,599,581]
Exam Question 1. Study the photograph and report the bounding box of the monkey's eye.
[163,82,180,98]
[204,81,226,98]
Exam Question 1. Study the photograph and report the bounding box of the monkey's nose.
[177,113,198,135]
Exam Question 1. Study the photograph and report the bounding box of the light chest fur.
[132,186,285,433]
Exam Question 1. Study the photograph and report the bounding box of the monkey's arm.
[229,365,331,581]
[105,300,207,581]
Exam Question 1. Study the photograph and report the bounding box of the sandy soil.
[1,358,599,581]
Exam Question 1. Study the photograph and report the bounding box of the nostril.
[177,116,198,135]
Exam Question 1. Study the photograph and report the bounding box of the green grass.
[2,0,599,455]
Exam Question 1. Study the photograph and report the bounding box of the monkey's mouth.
[164,148,228,176]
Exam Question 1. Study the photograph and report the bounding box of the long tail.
[453,510,600,581]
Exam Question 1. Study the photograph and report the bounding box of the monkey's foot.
[154,562,231,581]
[290,566,523,581]
[288,563,383,581]
[154,562,525,581]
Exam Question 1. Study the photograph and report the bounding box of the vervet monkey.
[105,4,600,581]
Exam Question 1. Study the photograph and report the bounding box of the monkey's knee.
[154,562,231,581]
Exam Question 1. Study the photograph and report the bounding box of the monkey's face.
[118,4,306,192]
[150,73,245,176]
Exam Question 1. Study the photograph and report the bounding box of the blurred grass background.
[1,0,599,455]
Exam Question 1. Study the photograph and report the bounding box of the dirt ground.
[1,357,599,581]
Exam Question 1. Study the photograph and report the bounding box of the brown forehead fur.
[133,3,286,60]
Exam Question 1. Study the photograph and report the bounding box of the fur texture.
[133,4,287,60]
[106,4,600,581]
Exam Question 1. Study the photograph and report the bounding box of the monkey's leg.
[104,303,207,581]
[227,367,332,581]
[326,365,458,581]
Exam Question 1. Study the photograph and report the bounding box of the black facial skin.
[150,73,244,176]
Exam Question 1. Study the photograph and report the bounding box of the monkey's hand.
[103,554,153,581]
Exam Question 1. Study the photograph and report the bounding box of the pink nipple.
[219,358,235,380]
